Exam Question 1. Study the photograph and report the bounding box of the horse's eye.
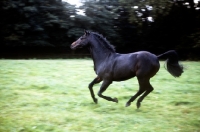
[81,37,85,40]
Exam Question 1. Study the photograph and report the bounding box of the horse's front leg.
[88,77,102,103]
[97,80,118,103]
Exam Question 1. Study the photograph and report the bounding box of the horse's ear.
[84,30,88,35]
[84,30,90,36]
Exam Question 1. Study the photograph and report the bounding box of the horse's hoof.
[136,102,141,109]
[94,98,98,104]
[125,102,131,107]
[113,98,118,103]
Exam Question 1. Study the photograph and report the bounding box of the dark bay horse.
[71,30,183,109]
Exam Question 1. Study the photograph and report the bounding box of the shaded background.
[0,0,200,59]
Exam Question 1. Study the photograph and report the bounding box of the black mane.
[90,32,116,52]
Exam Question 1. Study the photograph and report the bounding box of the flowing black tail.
[157,50,184,77]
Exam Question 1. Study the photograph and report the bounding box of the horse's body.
[93,51,159,82]
[71,30,183,108]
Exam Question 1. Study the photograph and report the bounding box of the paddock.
[0,60,199,131]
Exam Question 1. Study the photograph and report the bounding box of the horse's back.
[136,51,158,63]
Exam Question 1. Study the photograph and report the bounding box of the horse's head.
[71,30,91,50]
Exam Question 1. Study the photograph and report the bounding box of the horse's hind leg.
[126,77,152,108]
[136,82,153,109]
[88,77,102,103]
[125,78,146,107]
[97,80,118,103]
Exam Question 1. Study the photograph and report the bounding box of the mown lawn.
[0,60,199,132]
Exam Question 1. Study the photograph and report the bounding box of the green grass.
[0,60,200,132]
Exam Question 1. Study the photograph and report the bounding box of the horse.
[71,30,183,109]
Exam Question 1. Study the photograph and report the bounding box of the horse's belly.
[113,71,135,81]
[113,76,135,81]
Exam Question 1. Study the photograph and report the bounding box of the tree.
[0,0,199,59]
[0,0,76,47]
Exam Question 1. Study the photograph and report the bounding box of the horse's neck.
[90,41,114,70]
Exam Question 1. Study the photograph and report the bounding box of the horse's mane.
[90,31,116,52]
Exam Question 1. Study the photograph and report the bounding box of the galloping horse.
[71,30,183,109]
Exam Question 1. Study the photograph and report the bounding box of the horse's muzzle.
[70,42,77,50]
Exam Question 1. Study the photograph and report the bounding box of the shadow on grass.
[174,101,196,106]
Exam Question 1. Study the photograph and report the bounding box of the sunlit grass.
[0,60,199,132]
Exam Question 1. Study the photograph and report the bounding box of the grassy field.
[0,59,199,132]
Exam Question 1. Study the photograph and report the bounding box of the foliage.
[0,0,118,48]
[0,0,76,47]
[0,0,200,59]
[0,60,200,131]
[102,0,200,53]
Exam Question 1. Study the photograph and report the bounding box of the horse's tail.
[157,50,183,77]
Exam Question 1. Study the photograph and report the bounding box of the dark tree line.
[0,0,200,59]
